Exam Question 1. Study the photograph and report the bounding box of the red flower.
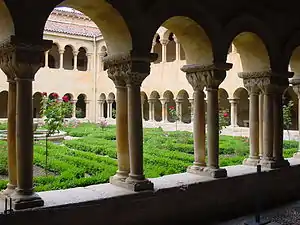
[169,106,175,110]
[52,93,59,99]
[62,95,69,102]
[42,92,47,97]
[223,112,229,118]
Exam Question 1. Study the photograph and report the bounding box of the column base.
[1,183,16,196]
[259,158,290,169]
[243,158,260,167]
[110,176,154,192]
[188,166,227,178]
[11,190,44,210]
[109,172,128,185]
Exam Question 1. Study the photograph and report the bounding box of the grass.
[0,123,297,191]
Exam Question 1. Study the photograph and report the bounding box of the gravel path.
[0,165,55,180]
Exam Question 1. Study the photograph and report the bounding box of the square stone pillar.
[182,63,232,178]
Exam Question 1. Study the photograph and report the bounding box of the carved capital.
[181,63,232,90]
[98,99,106,104]
[0,36,52,80]
[103,52,157,87]
[73,51,78,56]
[238,71,292,95]
[160,39,169,46]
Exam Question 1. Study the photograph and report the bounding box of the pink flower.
[169,106,175,110]
[42,92,47,97]
[62,95,69,102]
[52,93,59,99]
[223,112,229,118]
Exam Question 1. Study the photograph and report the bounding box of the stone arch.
[283,31,300,72]
[48,92,59,100]
[288,44,300,77]
[163,90,175,122]
[141,92,149,121]
[166,33,176,62]
[99,93,107,118]
[159,16,213,65]
[176,89,191,123]
[77,47,88,71]
[283,87,298,130]
[0,91,8,118]
[218,88,230,111]
[153,35,162,64]
[48,43,60,69]
[76,94,86,118]
[219,16,277,72]
[0,2,15,42]
[33,92,43,118]
[233,87,249,127]
[150,91,162,121]
[63,45,74,70]
[55,3,132,54]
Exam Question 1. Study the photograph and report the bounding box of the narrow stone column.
[174,37,181,61]
[148,99,155,121]
[160,39,169,63]
[291,79,300,158]
[72,100,76,118]
[229,98,239,127]
[104,65,130,183]
[59,49,64,69]
[189,98,194,122]
[44,51,49,68]
[259,93,264,157]
[85,100,90,120]
[182,63,232,178]
[238,74,260,166]
[103,53,155,191]
[87,53,92,71]
[141,98,145,121]
[107,100,113,119]
[160,98,168,122]
[175,99,183,122]
[0,37,52,209]
[73,51,78,71]
[98,100,105,119]
[3,79,17,196]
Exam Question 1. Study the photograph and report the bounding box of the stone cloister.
[2,0,300,224]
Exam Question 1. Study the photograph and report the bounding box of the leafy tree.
[168,106,180,131]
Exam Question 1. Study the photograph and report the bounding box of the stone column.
[59,49,64,69]
[175,99,183,122]
[182,63,232,178]
[259,93,264,157]
[87,53,92,71]
[160,39,169,63]
[73,51,78,71]
[3,79,17,196]
[44,51,49,68]
[98,100,105,119]
[141,98,145,121]
[174,37,181,61]
[72,100,76,118]
[160,98,168,122]
[189,98,194,122]
[85,100,90,120]
[0,37,52,209]
[103,53,156,191]
[148,99,155,121]
[239,73,260,166]
[107,100,113,119]
[104,61,130,183]
[228,98,239,127]
[98,52,106,72]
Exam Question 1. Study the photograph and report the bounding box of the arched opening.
[218,89,230,112]
[233,88,249,127]
[163,90,175,122]
[153,35,162,64]
[150,91,162,122]
[0,91,8,118]
[48,44,60,69]
[108,92,116,119]
[283,87,298,130]
[33,92,43,118]
[99,93,107,118]
[76,94,86,118]
[63,93,73,118]
[48,92,59,100]
[176,90,190,123]
[77,47,88,71]
[141,92,149,121]
[63,45,74,70]
[166,33,176,62]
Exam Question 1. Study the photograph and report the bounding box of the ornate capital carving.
[238,71,292,94]
[181,63,232,91]
[0,36,52,80]
[160,39,169,46]
[103,52,157,87]
[73,51,78,56]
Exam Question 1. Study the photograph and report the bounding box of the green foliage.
[283,100,294,130]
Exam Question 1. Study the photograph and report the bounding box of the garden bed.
[0,123,297,192]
